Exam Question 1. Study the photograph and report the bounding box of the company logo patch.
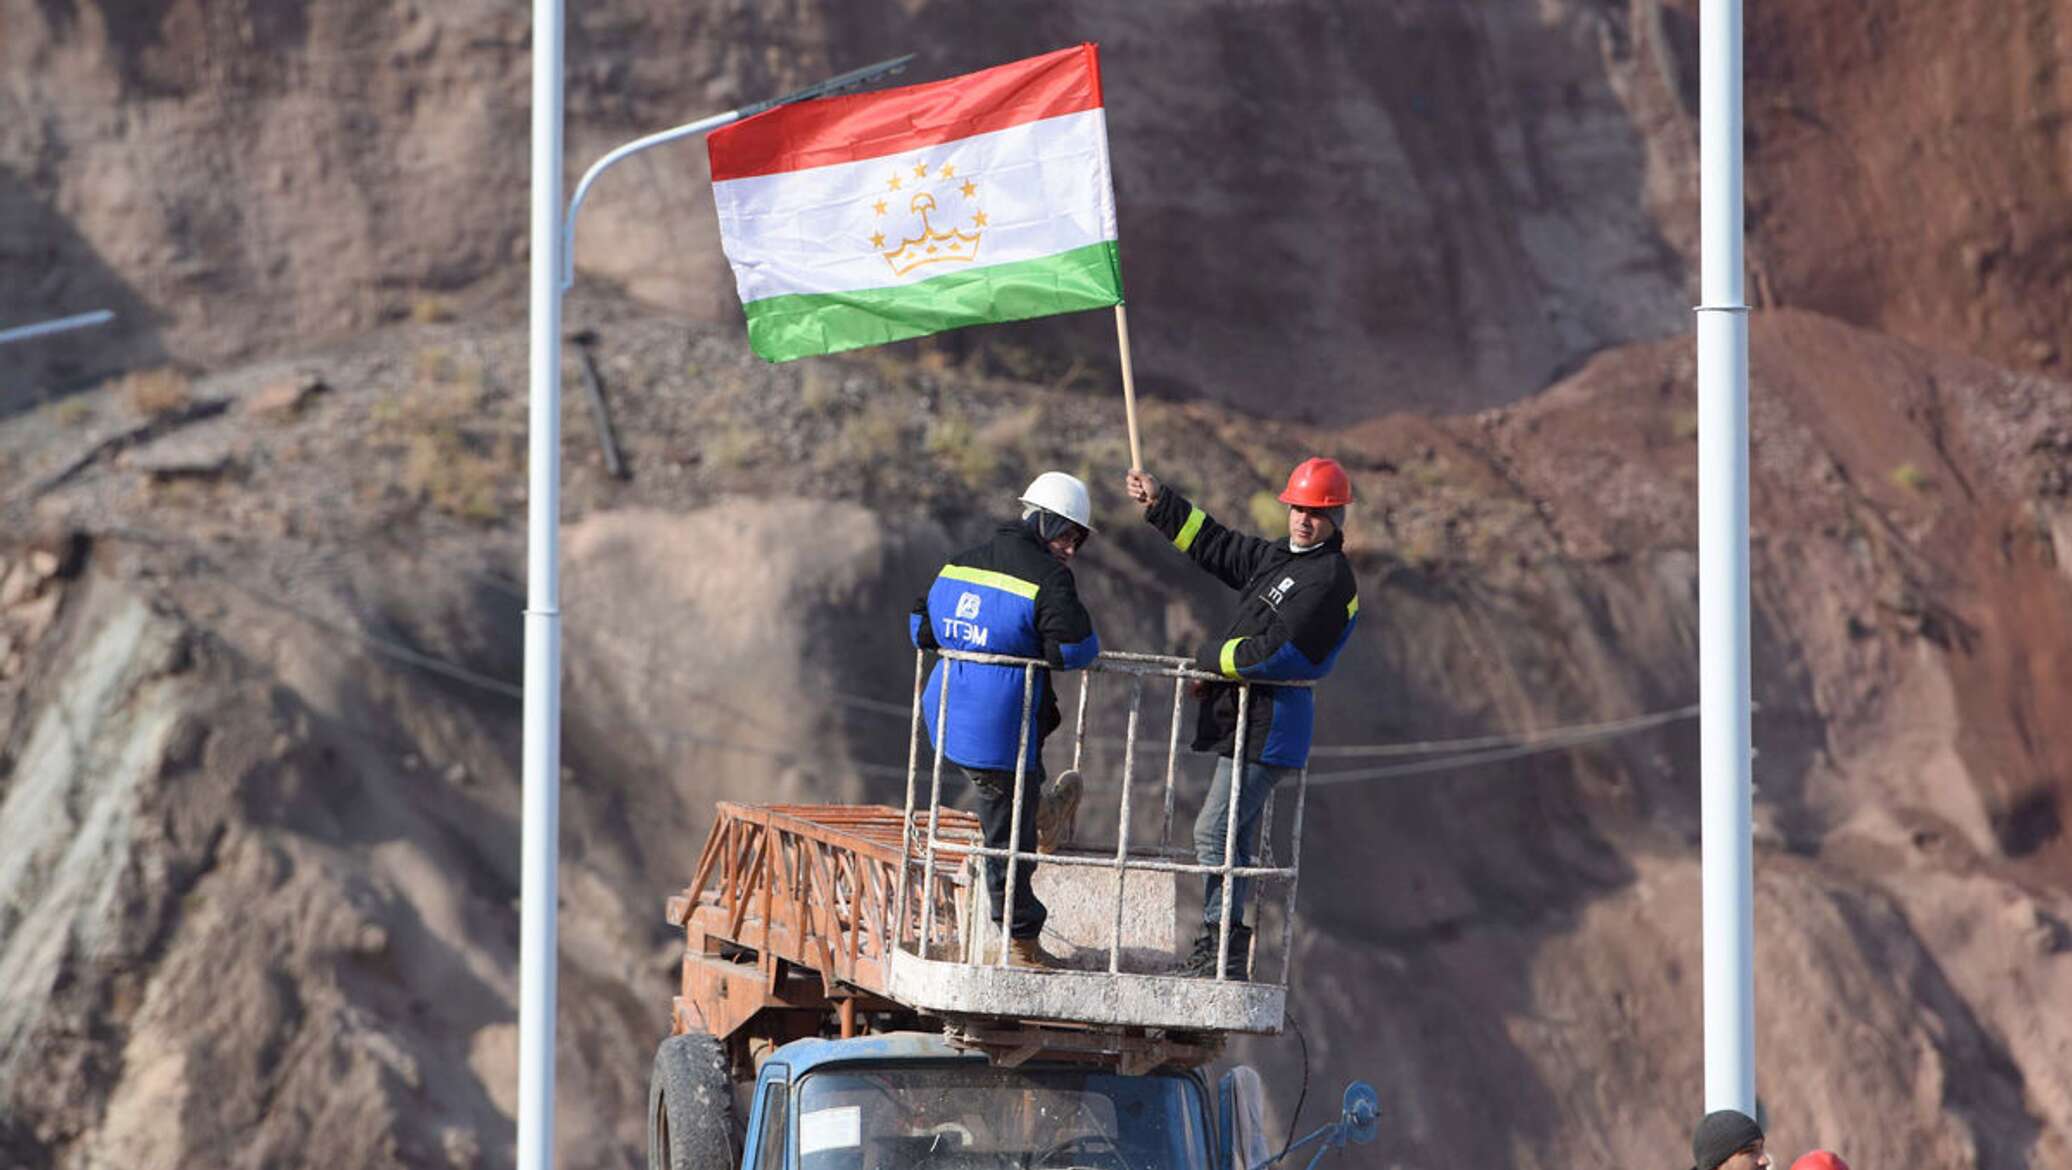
[1265,576,1297,607]
[955,591,982,620]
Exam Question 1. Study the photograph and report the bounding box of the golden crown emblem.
[867,161,985,276]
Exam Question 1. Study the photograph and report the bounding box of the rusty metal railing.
[893,647,1312,986]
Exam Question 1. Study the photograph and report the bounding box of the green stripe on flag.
[743,242,1124,363]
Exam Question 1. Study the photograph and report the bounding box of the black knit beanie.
[1690,1109,1764,1170]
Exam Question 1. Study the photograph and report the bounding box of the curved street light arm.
[560,54,914,290]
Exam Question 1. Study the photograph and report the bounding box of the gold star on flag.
[940,163,956,178]
[873,199,887,216]
[972,210,988,228]
[870,230,886,249]
[960,179,977,198]
[913,161,930,178]
[888,174,902,191]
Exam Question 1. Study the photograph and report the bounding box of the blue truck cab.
[735,1033,1217,1170]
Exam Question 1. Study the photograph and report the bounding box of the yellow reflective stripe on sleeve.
[938,564,1042,599]
[1173,506,1208,553]
[1218,637,1244,679]
[1346,596,1360,618]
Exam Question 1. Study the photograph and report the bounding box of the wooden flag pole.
[1114,303,1144,471]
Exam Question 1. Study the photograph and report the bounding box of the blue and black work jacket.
[1144,486,1357,768]
[909,523,1102,773]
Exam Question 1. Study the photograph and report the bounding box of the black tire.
[648,1032,741,1170]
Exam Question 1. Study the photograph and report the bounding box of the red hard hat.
[1277,457,1353,508]
[1790,1153,1850,1170]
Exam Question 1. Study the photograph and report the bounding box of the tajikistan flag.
[708,45,1123,363]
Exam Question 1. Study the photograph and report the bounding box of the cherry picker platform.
[645,648,1380,1170]
[662,648,1313,1074]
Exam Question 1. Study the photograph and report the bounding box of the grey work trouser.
[1193,755,1296,930]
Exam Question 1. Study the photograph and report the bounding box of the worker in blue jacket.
[1126,458,1358,979]
[910,472,1101,969]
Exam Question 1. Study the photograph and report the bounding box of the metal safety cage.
[893,646,1314,992]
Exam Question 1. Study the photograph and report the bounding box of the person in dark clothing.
[1125,458,1358,979]
[910,472,1102,969]
[1689,1109,1771,1170]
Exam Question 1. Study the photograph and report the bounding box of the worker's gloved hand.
[1124,469,1159,507]
[1188,678,1214,700]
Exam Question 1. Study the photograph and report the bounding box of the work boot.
[1013,937,1066,970]
[1037,770,1083,854]
[1179,926,1253,980]
[989,936,1064,970]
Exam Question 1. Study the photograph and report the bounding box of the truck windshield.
[793,1064,1210,1170]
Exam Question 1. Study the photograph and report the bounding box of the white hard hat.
[1018,471,1095,531]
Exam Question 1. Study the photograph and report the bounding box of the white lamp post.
[519,12,908,1166]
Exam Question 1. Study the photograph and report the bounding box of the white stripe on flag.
[713,109,1116,304]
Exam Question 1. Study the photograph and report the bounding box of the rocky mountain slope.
[3,293,2068,1168]
[7,0,2072,1167]
[5,0,1700,419]
[13,1,2070,421]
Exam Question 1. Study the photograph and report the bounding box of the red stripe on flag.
[709,44,1103,182]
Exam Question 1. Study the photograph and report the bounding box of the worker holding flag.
[709,43,1358,979]
[1126,459,1360,980]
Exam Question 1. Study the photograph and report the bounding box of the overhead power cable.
[234,553,1704,788]
[114,531,905,781]
[101,529,1709,791]
[818,671,1699,767]
[1305,705,1701,786]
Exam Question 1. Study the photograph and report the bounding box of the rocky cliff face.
[2,295,2068,1168]
[1744,0,2072,378]
[7,0,2072,1167]
[5,0,1706,418]
[16,1,2072,415]
[1307,309,2072,1168]
[20,1,2069,417]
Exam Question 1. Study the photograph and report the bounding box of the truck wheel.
[649,1032,740,1170]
